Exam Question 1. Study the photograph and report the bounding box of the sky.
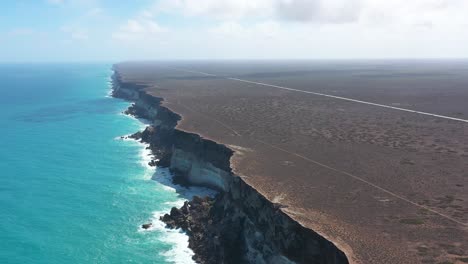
[0,0,467,62]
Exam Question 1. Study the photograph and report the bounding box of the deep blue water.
[0,64,211,264]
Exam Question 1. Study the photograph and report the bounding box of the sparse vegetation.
[400,218,424,225]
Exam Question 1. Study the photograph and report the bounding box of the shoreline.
[116,102,216,263]
[110,67,349,264]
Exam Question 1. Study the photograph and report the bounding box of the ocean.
[0,63,212,264]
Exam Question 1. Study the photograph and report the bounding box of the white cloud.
[61,26,89,40]
[70,31,88,40]
[276,0,362,23]
[113,18,168,41]
[85,7,102,17]
[357,0,468,32]
[47,0,64,5]
[9,28,36,36]
[209,21,247,36]
[153,0,468,28]
[209,20,281,38]
[253,21,282,37]
[155,0,273,19]
[106,0,467,59]
[154,0,364,22]
[54,3,105,42]
[101,0,468,60]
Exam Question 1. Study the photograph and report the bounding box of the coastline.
[110,67,349,264]
[115,98,216,263]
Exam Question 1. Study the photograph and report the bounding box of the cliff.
[112,69,349,264]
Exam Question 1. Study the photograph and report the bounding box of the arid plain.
[115,61,468,264]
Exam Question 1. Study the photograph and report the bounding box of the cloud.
[113,18,168,41]
[154,0,362,23]
[359,0,468,29]
[61,26,88,40]
[18,0,465,61]
[57,6,106,42]
[275,0,362,23]
[9,28,36,36]
[84,7,102,17]
[209,21,281,38]
[155,0,273,20]
[153,0,468,28]
[70,31,88,40]
[47,0,64,4]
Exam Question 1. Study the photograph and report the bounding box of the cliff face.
[112,71,349,264]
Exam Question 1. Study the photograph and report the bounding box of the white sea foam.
[105,89,113,98]
[114,135,133,141]
[139,144,154,171]
[139,152,216,264]
[105,78,113,98]
[117,105,217,263]
[138,211,196,264]
[120,110,153,126]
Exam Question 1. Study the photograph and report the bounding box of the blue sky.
[1,0,467,62]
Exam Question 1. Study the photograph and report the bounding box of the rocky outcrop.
[141,223,152,229]
[112,69,349,264]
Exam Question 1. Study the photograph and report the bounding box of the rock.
[129,131,142,140]
[170,207,183,217]
[156,155,171,167]
[141,223,152,229]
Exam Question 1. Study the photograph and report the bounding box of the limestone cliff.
[112,69,349,264]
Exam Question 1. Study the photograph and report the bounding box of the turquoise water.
[0,64,211,264]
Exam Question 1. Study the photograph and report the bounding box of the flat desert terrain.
[115,60,468,264]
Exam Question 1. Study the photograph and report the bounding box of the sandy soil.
[115,61,468,264]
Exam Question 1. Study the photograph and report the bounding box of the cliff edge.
[112,69,349,264]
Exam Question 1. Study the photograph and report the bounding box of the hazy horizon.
[2,58,468,64]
